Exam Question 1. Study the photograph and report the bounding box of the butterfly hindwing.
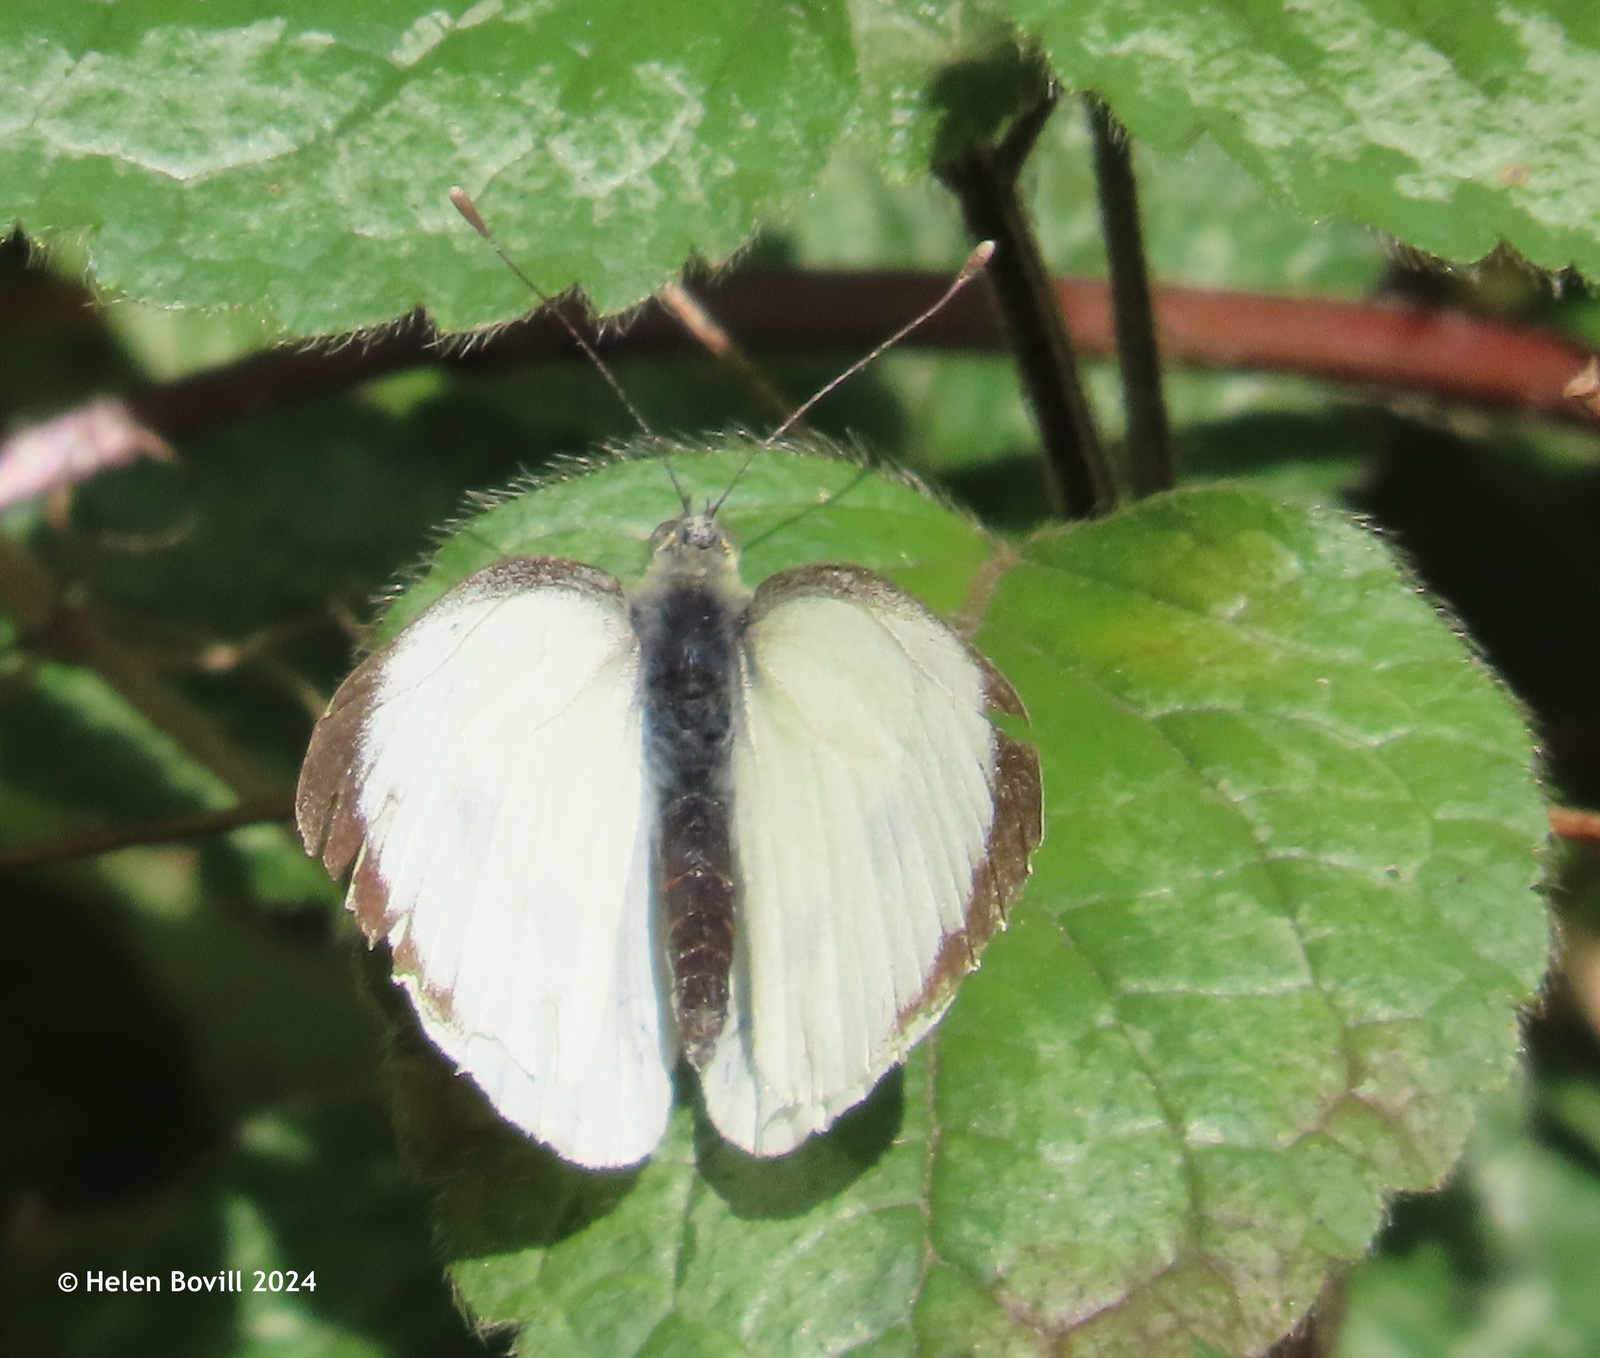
[702,564,1042,1155]
[296,558,672,1169]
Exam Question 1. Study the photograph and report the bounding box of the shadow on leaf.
[362,952,642,1258]
[694,1068,904,1219]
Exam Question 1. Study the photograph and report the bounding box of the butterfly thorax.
[632,514,752,1067]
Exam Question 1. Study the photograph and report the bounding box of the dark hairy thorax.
[634,579,741,1067]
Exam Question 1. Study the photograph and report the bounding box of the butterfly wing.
[701,564,1042,1155]
[297,558,671,1168]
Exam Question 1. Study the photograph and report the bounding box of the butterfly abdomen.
[636,575,741,1067]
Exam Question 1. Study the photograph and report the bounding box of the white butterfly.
[296,461,1041,1168]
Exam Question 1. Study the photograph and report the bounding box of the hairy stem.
[1088,95,1172,497]
[936,93,1115,519]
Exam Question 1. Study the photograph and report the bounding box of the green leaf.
[8,1,1594,339]
[2,0,855,332]
[367,447,1546,1358]
[1014,0,1600,278]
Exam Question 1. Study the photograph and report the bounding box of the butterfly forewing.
[296,559,672,1169]
[701,565,1042,1156]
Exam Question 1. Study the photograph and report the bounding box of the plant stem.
[1551,806,1600,843]
[9,276,1583,455]
[1088,95,1172,497]
[936,93,1115,519]
[0,798,295,872]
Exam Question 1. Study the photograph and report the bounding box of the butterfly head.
[643,509,746,597]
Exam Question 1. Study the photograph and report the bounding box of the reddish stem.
[9,270,1592,443]
[1550,806,1600,844]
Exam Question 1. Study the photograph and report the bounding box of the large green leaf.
[1013,0,1600,278]
[2,0,855,332]
[364,444,1547,1358]
[5,1,1595,337]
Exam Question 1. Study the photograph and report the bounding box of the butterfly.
[295,446,1042,1168]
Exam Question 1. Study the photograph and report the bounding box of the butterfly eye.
[683,515,727,552]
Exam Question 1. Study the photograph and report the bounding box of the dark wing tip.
[989,731,1044,905]
[295,650,387,877]
[978,651,1029,719]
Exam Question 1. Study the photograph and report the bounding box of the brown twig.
[1088,95,1172,496]
[85,274,1596,460]
[0,797,295,873]
[1550,805,1600,843]
[936,93,1115,518]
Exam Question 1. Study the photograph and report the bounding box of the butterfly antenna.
[707,242,995,519]
[707,445,757,519]
[762,240,995,446]
[450,188,654,437]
